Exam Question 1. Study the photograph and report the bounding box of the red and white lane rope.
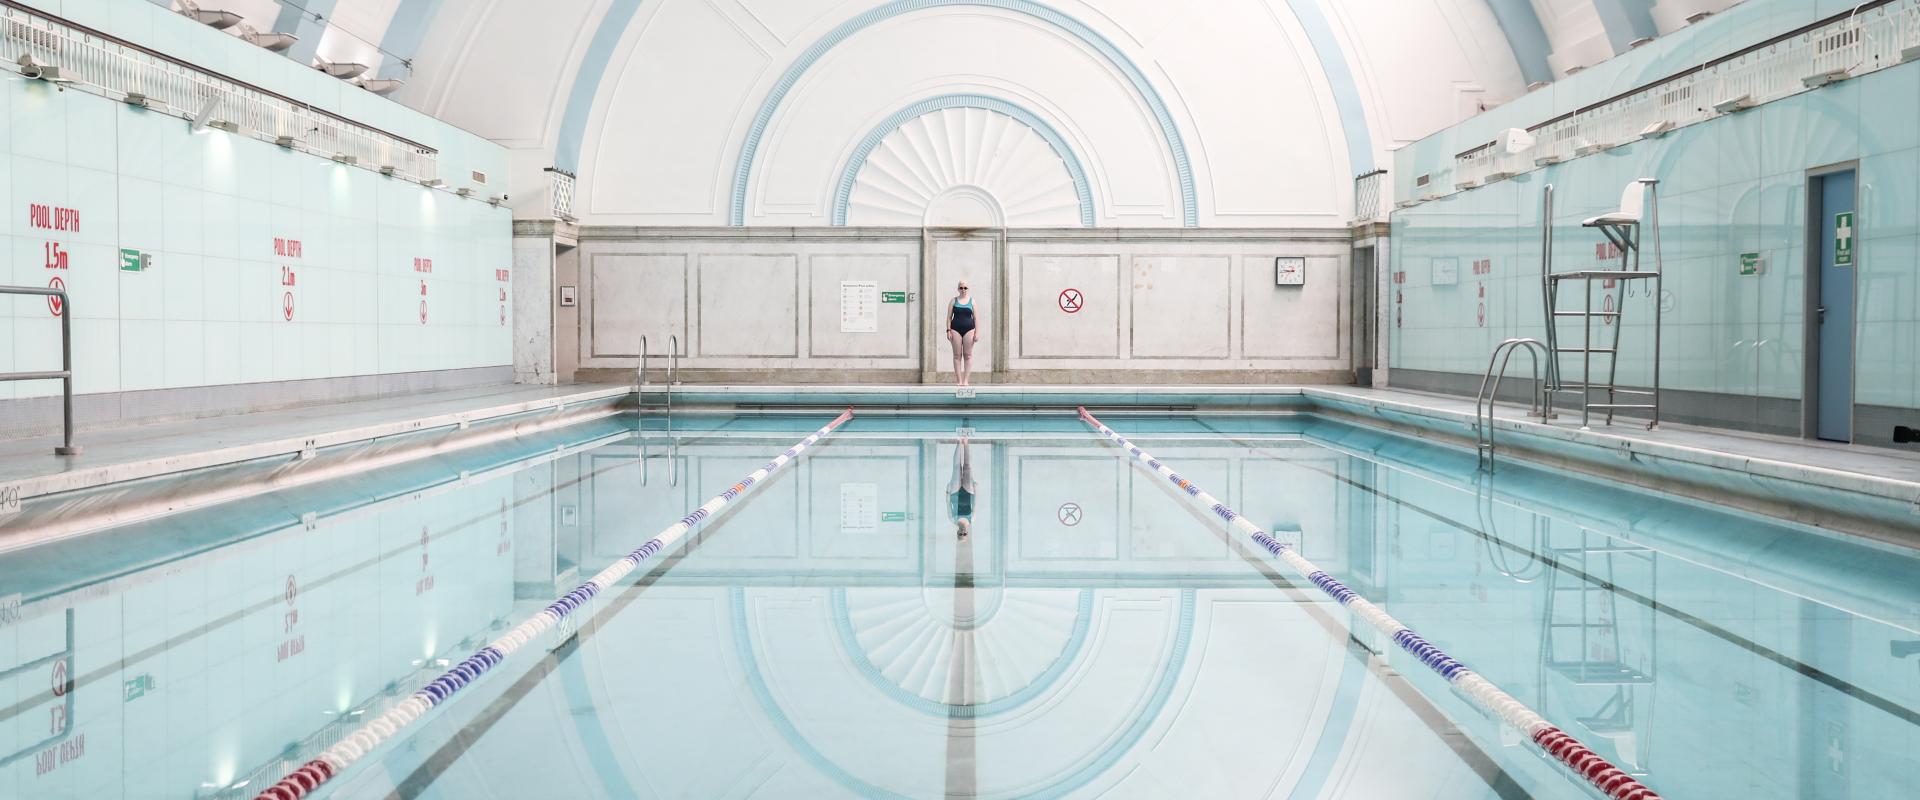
[1076,408,1661,800]
[255,408,856,800]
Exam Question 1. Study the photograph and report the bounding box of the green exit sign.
[1835,212,1854,266]
[881,511,907,522]
[881,292,908,303]
[119,248,150,272]
[1739,252,1762,276]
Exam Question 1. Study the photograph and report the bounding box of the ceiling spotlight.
[332,153,358,165]
[275,135,299,148]
[315,59,369,80]
[357,78,404,95]
[208,119,242,134]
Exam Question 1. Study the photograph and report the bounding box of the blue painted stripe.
[833,94,1094,226]
[731,0,1196,227]
[1593,0,1659,54]
[555,0,647,173]
[275,0,339,65]
[1484,0,1555,86]
[374,0,446,80]
[1284,0,1374,176]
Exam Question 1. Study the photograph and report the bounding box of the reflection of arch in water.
[731,587,1196,799]
[829,587,1093,718]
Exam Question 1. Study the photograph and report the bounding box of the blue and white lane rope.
[257,408,856,800]
[1075,408,1661,800]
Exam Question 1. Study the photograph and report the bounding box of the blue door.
[1816,170,1856,442]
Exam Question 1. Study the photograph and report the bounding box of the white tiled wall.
[2,79,513,401]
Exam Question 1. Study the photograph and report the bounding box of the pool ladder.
[1473,338,1550,471]
[636,335,678,486]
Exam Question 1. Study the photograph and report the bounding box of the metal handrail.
[0,285,80,455]
[666,334,679,486]
[636,334,650,400]
[1474,338,1549,471]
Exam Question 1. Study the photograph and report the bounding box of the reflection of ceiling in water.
[834,587,1092,715]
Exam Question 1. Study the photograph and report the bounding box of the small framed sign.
[1275,257,1305,286]
[558,285,577,307]
[1432,257,1459,286]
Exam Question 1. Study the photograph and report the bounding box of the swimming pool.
[2,410,1915,799]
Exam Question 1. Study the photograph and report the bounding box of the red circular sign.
[51,659,67,697]
[46,276,65,317]
[282,291,295,321]
[1058,288,1083,314]
[419,300,429,325]
[1603,294,1617,326]
[286,575,298,607]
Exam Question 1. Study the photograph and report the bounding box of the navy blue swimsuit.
[950,298,976,335]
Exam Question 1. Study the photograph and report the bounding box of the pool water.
[1,413,1915,799]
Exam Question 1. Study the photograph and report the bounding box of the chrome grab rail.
[1474,337,1549,471]
[0,285,81,455]
[636,334,649,399]
[666,334,679,486]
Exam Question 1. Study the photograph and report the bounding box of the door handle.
[1816,306,1826,324]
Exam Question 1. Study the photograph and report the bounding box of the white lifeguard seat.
[1583,180,1650,228]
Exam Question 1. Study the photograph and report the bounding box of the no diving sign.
[1057,502,1083,526]
[1058,288,1083,314]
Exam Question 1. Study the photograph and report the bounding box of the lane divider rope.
[255,408,857,800]
[1075,407,1661,800]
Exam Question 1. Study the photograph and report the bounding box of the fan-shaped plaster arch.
[729,0,1198,227]
[834,95,1096,227]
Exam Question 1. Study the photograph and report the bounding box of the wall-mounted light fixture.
[239,26,298,53]
[124,91,152,108]
[16,54,71,83]
[1802,69,1849,89]
[1712,94,1756,114]
[1639,120,1675,138]
[331,153,358,165]
[208,119,242,134]
[423,178,446,188]
[455,187,474,197]
[190,95,220,132]
[356,78,404,95]
[275,135,299,148]
[315,59,368,80]
[379,165,398,176]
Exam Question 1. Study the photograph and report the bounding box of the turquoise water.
[1,413,1916,799]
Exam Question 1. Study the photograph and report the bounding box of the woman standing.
[947,282,979,386]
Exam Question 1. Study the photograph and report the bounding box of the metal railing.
[1448,1,1912,192]
[547,168,578,221]
[1353,169,1386,223]
[1,285,80,455]
[0,2,438,181]
[1473,338,1549,472]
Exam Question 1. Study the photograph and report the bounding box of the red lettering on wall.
[28,204,80,232]
[495,269,510,282]
[276,634,305,662]
[413,257,433,274]
[274,238,304,258]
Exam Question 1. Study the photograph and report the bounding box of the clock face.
[1276,257,1306,286]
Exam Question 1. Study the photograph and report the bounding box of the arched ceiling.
[158,0,1748,224]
